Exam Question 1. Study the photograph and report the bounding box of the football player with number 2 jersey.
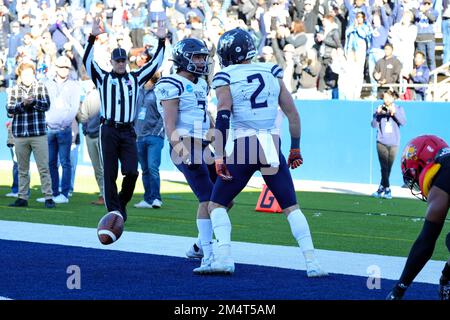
[193,28,327,277]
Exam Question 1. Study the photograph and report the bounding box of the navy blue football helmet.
[172,38,210,75]
[217,28,257,67]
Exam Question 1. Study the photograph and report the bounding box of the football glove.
[215,160,232,181]
[287,148,303,169]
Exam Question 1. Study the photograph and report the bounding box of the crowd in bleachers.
[0,0,448,101]
[0,0,448,204]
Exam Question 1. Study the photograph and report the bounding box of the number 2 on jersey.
[247,74,268,109]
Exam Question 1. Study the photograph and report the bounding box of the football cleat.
[386,284,407,300]
[382,188,392,200]
[439,280,450,300]
[210,255,235,274]
[306,259,328,278]
[193,256,214,274]
[386,290,403,300]
[186,243,203,259]
[372,186,384,199]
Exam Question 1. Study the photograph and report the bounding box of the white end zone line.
[0,296,12,300]
[0,220,445,285]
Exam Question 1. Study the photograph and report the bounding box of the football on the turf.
[97,211,124,245]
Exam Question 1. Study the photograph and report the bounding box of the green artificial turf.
[1,178,448,260]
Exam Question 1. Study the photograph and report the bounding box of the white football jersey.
[155,74,210,139]
[212,63,283,138]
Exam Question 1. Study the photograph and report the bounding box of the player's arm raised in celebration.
[213,85,233,181]
[278,79,303,169]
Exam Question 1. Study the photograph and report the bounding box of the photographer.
[371,88,406,199]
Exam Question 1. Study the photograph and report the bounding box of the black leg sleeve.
[398,219,444,287]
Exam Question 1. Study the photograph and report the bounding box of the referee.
[83,18,166,222]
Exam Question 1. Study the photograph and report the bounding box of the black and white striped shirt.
[83,35,165,124]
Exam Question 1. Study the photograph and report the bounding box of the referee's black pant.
[100,124,139,222]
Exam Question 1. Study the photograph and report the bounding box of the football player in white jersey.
[194,28,327,277]
[154,38,217,264]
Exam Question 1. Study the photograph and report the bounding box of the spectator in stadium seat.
[443,0,450,71]
[409,51,430,101]
[293,0,318,29]
[294,48,322,99]
[17,33,39,64]
[316,14,341,95]
[269,0,291,27]
[344,0,372,26]
[127,0,148,48]
[147,0,174,26]
[49,9,71,53]
[258,46,277,64]
[367,7,389,99]
[6,21,24,86]
[237,0,259,25]
[413,0,438,71]
[388,10,417,79]
[329,47,352,99]
[371,88,406,199]
[371,0,396,27]
[373,43,402,99]
[7,62,55,208]
[36,32,58,81]
[175,0,205,23]
[281,44,296,92]
[286,20,308,54]
[344,11,371,99]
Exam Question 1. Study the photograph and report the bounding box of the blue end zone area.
[0,239,439,300]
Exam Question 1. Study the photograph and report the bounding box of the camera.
[380,105,389,114]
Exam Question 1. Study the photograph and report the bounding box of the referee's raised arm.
[132,26,167,87]
[82,18,107,87]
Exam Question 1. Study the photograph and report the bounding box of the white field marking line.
[0,296,12,300]
[0,220,444,285]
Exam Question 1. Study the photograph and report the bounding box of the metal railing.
[361,63,450,102]
[430,62,450,101]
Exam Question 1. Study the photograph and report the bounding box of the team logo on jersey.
[186,84,194,93]
[404,145,418,160]
[158,88,168,98]
[194,91,206,99]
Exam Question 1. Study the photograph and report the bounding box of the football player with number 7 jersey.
[155,38,221,264]
[193,28,327,277]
